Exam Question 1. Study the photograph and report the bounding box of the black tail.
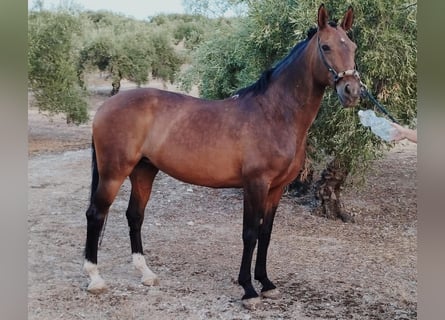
[90,138,99,204]
[87,137,108,249]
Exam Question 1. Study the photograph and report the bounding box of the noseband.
[317,36,360,84]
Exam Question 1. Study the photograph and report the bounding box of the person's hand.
[390,122,417,143]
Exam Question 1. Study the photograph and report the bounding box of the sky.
[28,0,186,20]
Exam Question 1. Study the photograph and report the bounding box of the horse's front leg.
[238,179,269,309]
[254,186,284,300]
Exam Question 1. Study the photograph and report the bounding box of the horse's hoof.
[242,296,262,310]
[87,278,107,294]
[261,288,281,300]
[142,275,160,286]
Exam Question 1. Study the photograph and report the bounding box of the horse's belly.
[147,150,243,188]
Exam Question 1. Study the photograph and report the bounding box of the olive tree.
[28,9,89,124]
[78,29,154,95]
[78,12,183,95]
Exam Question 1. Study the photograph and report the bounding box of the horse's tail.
[90,137,99,204]
[90,138,108,246]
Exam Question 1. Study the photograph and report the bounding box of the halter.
[317,36,360,84]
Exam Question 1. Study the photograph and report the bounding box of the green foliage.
[77,11,183,92]
[181,0,417,183]
[29,7,186,118]
[244,0,299,69]
[28,10,88,124]
[180,22,249,97]
[149,13,233,51]
[183,0,247,17]
[27,4,228,127]
[28,4,225,109]
[181,0,300,97]
[150,32,182,83]
[173,18,206,49]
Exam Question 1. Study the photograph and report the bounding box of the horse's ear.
[340,6,354,31]
[317,4,329,30]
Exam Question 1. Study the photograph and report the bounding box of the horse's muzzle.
[336,78,361,107]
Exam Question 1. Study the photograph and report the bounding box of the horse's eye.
[321,44,331,52]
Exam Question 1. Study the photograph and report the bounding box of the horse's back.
[93,87,208,141]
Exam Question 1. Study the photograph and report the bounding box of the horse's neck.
[266,54,326,131]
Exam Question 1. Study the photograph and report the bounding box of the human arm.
[390,122,417,143]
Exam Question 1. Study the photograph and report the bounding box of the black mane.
[235,22,338,98]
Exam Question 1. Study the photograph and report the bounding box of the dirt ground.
[28,83,417,319]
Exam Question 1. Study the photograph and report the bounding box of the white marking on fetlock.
[83,260,107,293]
[132,253,159,286]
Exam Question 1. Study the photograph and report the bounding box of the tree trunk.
[314,158,354,222]
[110,69,122,96]
[110,79,121,96]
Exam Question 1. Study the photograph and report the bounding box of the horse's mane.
[235,22,337,97]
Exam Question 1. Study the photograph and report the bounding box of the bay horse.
[83,4,361,308]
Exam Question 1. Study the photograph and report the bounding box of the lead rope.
[359,82,400,124]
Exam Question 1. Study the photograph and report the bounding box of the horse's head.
[314,4,361,107]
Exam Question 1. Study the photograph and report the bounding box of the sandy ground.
[28,82,417,319]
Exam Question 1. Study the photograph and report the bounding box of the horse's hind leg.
[84,177,125,293]
[126,160,159,286]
